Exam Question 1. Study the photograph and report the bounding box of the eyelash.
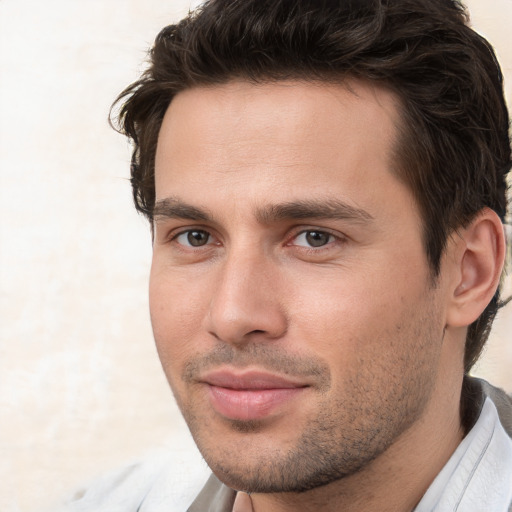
[290,230,337,249]
[172,229,214,248]
[169,227,343,251]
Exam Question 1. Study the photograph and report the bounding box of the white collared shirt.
[415,398,512,511]
[56,394,512,511]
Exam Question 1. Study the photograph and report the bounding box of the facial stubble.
[172,313,443,495]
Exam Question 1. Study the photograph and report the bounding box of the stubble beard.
[193,375,435,494]
[174,324,441,495]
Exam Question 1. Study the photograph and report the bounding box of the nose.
[205,250,288,345]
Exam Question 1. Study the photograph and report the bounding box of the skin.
[150,80,501,511]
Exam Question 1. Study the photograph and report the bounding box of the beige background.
[0,1,510,511]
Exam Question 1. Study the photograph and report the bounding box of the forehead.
[157,79,399,159]
[154,79,406,215]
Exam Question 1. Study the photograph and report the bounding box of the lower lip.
[207,385,304,421]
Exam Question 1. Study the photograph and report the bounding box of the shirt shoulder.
[416,378,512,512]
[52,444,211,512]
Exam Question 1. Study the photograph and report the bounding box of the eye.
[293,230,335,248]
[174,229,212,247]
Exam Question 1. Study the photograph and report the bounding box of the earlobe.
[446,208,506,328]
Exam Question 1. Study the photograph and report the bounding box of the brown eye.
[297,230,334,247]
[187,230,210,246]
[176,230,211,247]
[293,230,334,248]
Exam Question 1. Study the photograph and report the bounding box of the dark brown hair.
[112,0,511,372]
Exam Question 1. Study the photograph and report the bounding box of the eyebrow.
[153,197,211,222]
[255,199,374,224]
[153,197,374,225]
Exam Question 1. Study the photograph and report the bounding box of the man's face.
[150,80,449,492]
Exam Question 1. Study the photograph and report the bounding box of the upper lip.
[201,369,309,390]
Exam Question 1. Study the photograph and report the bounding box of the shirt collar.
[414,397,512,511]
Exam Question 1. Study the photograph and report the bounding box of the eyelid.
[286,227,347,249]
[162,225,218,246]
[159,224,347,251]
[176,229,210,247]
[174,227,216,241]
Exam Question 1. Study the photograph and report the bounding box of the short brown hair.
[112,0,511,372]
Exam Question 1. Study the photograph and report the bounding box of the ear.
[446,208,506,328]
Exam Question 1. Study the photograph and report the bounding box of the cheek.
[287,266,437,372]
[149,268,208,373]
[289,267,409,334]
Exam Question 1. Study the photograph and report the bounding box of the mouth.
[201,369,309,422]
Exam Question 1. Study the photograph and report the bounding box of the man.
[69,0,511,510]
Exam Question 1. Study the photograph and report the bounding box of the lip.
[201,370,308,421]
